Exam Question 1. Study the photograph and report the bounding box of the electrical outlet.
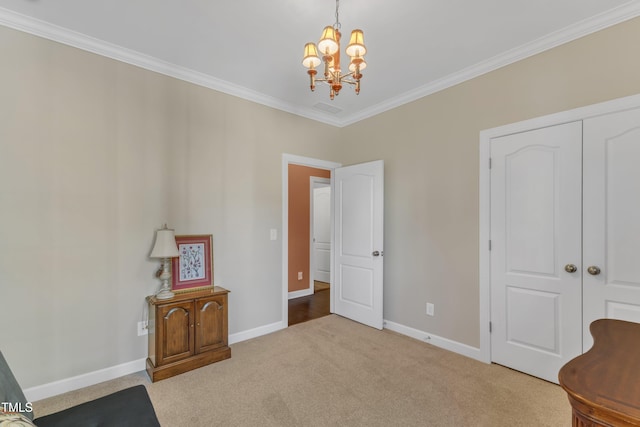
[426,303,435,316]
[298,271,303,280]
[137,321,148,336]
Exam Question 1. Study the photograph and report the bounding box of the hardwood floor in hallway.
[288,281,330,326]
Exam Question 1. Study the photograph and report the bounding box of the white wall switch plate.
[270,229,277,240]
[426,303,435,316]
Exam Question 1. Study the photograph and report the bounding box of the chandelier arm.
[302,0,366,98]
[338,71,356,80]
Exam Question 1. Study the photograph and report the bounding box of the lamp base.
[156,288,175,300]
[155,258,175,300]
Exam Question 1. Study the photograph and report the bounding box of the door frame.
[478,93,640,364]
[282,154,341,326]
[310,177,331,289]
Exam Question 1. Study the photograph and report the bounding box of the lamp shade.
[317,26,339,55]
[345,29,366,57]
[302,43,321,68]
[150,227,180,258]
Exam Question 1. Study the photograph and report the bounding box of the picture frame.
[171,234,214,294]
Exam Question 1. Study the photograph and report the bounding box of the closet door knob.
[587,266,601,276]
[564,264,577,273]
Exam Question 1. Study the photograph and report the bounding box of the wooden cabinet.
[146,287,231,382]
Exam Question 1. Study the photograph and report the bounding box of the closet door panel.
[490,121,583,383]
[583,108,640,350]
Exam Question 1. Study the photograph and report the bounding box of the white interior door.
[490,122,583,383]
[312,180,331,284]
[583,108,640,349]
[333,160,384,330]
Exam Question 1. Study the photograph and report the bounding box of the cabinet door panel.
[158,301,194,365]
[196,296,227,353]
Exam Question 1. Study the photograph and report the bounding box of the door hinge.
[489,240,492,250]
[489,321,492,333]
[489,157,492,169]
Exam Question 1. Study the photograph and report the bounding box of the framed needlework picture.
[171,234,214,293]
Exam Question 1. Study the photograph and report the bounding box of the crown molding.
[338,0,640,127]
[1,3,640,128]
[0,6,344,127]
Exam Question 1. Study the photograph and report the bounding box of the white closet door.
[583,108,640,350]
[490,122,583,383]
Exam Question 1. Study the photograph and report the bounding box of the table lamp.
[150,224,180,299]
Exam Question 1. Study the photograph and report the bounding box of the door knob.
[372,251,380,257]
[587,266,601,276]
[564,264,577,273]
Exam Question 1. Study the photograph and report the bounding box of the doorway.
[282,154,341,326]
[282,154,385,330]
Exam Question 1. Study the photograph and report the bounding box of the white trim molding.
[0,7,343,128]
[1,4,640,128]
[228,320,286,345]
[337,1,640,126]
[288,288,313,300]
[478,92,640,367]
[23,320,286,401]
[23,358,146,402]
[383,320,483,362]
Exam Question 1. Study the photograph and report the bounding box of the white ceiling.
[1,0,639,126]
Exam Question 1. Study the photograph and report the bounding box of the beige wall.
[338,16,640,348]
[0,25,340,388]
[2,14,640,390]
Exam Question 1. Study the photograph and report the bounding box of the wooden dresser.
[146,287,231,382]
[558,319,640,427]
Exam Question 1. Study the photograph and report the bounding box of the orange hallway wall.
[288,164,331,292]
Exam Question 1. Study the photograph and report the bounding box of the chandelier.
[302,0,367,100]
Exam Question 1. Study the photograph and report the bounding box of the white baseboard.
[228,320,285,345]
[23,321,285,402]
[24,319,479,402]
[22,321,285,402]
[287,288,313,300]
[24,358,146,402]
[383,319,485,363]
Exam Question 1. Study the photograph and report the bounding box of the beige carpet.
[34,315,571,426]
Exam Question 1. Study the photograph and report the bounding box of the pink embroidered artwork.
[179,243,205,281]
